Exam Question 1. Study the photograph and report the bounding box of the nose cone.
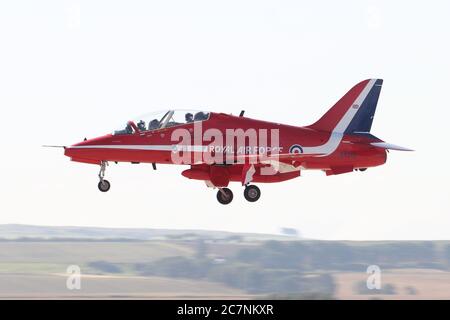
[64,134,112,164]
[71,134,112,147]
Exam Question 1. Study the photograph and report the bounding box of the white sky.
[0,0,449,240]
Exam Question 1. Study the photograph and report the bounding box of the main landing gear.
[215,185,261,205]
[244,185,261,202]
[216,188,233,205]
[97,161,111,192]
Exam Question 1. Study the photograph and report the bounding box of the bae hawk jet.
[51,79,412,204]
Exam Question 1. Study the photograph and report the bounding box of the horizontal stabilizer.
[371,142,414,152]
[43,145,66,148]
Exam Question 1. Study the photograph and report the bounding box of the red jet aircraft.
[54,79,411,204]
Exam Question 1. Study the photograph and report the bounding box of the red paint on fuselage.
[64,112,387,176]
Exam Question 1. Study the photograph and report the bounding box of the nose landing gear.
[97,161,111,192]
[98,179,111,192]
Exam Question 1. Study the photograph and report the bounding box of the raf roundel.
[289,144,304,154]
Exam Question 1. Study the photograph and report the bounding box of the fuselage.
[64,112,386,175]
[56,78,409,203]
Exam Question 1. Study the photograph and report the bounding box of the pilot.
[148,119,160,130]
[138,120,147,131]
[185,112,193,123]
[137,120,146,131]
[194,111,207,121]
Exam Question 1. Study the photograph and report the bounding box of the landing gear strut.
[97,161,111,192]
[216,188,233,205]
[244,185,261,202]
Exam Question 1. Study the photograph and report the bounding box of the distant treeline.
[127,240,449,295]
[234,240,450,271]
[132,257,336,296]
[83,240,450,296]
[0,237,145,242]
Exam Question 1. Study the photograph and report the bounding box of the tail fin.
[308,79,383,134]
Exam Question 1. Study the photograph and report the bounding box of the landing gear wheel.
[98,179,111,192]
[359,168,367,172]
[244,185,261,202]
[97,161,110,192]
[216,188,233,205]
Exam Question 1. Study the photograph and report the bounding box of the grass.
[0,241,194,264]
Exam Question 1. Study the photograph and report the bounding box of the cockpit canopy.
[114,110,210,135]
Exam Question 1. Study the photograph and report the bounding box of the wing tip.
[371,142,414,152]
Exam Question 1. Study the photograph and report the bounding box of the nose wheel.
[244,185,261,202]
[216,188,233,205]
[98,180,111,192]
[97,161,111,192]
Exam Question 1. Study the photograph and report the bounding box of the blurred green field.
[0,273,247,299]
[0,241,193,265]
[0,225,449,299]
[0,240,248,298]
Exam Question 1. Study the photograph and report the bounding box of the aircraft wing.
[370,142,414,151]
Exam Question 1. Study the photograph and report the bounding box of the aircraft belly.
[302,148,387,170]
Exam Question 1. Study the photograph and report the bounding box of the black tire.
[359,168,367,172]
[98,180,111,192]
[244,185,261,202]
[216,188,233,205]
